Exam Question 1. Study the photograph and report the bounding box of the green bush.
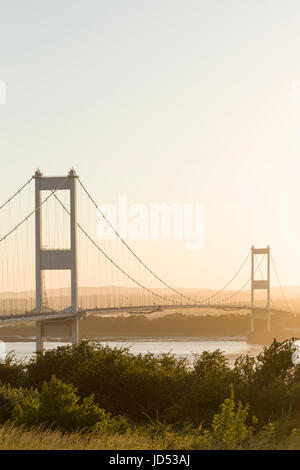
[0,383,39,425]
[0,376,129,433]
[209,388,257,449]
[35,376,112,431]
[1,339,300,431]
[165,350,233,425]
[26,342,190,422]
[0,354,25,388]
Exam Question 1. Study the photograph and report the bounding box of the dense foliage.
[1,338,300,447]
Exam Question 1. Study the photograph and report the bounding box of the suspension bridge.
[0,169,294,351]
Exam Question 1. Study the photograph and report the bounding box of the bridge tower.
[34,169,79,351]
[250,246,271,333]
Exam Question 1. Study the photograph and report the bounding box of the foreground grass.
[0,425,155,450]
[0,424,210,450]
[2,424,300,450]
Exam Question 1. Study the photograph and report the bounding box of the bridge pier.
[72,318,79,345]
[250,246,271,334]
[267,311,271,333]
[35,317,80,353]
[36,321,43,352]
[250,313,254,333]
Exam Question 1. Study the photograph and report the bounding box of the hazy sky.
[1,0,300,290]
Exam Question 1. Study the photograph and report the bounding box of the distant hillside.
[1,312,300,342]
[2,285,300,299]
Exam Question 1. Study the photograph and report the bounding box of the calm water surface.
[3,338,263,364]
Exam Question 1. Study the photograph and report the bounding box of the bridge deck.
[0,304,295,325]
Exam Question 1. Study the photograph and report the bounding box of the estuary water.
[2,337,263,364]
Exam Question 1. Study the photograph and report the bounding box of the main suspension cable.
[221,255,266,303]
[205,250,251,301]
[77,178,205,304]
[0,177,68,243]
[53,193,181,305]
[0,176,33,211]
[271,254,291,312]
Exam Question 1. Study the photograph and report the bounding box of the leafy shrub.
[26,342,190,422]
[0,376,129,433]
[0,354,25,387]
[2,339,300,430]
[165,350,233,425]
[35,376,111,431]
[0,383,39,425]
[209,388,257,449]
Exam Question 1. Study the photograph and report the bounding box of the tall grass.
[0,424,211,450]
[0,425,154,450]
[1,423,300,450]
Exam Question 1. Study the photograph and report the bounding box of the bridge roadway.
[0,303,295,325]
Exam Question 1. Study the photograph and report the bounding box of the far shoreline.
[0,334,247,343]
